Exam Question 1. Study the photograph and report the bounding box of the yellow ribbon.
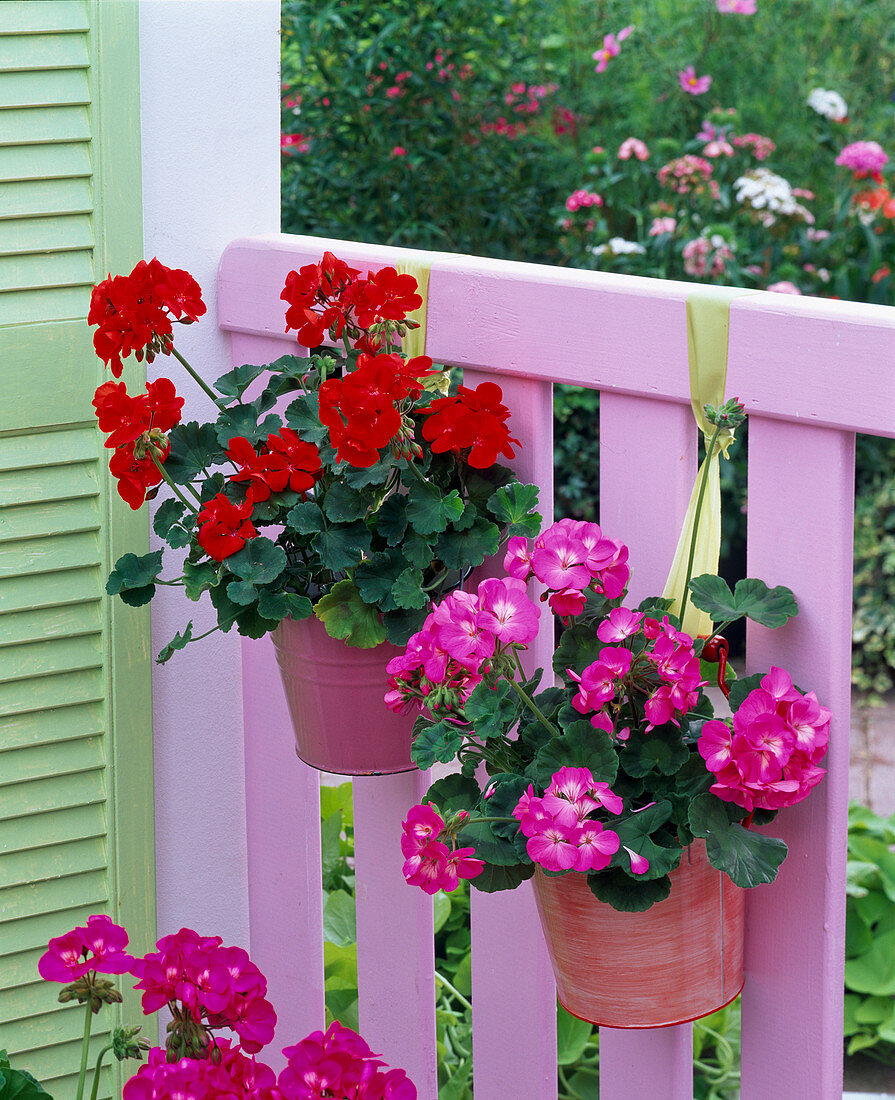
[395,260,450,394]
[662,288,752,638]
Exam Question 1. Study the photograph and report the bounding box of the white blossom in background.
[807,88,848,122]
[592,237,646,256]
[734,168,813,225]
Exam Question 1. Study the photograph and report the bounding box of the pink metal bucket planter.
[531,840,745,1029]
[271,616,416,775]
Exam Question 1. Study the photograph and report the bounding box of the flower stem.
[88,1045,113,1100]
[168,344,221,406]
[435,970,473,1013]
[75,998,93,1100]
[507,676,560,739]
[149,450,204,508]
[681,421,723,622]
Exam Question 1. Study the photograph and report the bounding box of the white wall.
[139,0,281,948]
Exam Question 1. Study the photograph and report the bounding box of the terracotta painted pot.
[271,616,416,776]
[530,840,745,1028]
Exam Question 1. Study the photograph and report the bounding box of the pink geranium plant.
[28,918,416,1100]
[392,399,829,912]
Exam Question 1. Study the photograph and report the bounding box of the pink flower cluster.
[698,667,829,811]
[766,281,802,295]
[568,608,704,737]
[592,25,633,73]
[565,188,603,212]
[836,140,889,179]
[657,155,720,199]
[385,577,541,713]
[280,1022,416,1100]
[716,0,756,12]
[124,1041,281,1100]
[683,235,735,278]
[401,804,484,894]
[649,216,677,236]
[618,137,649,161]
[732,132,777,161]
[132,928,276,1053]
[512,767,639,874]
[503,81,557,115]
[38,914,136,982]
[504,519,629,619]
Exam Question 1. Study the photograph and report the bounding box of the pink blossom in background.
[592,25,633,73]
[716,0,757,12]
[648,216,677,236]
[836,140,889,179]
[703,139,735,158]
[618,137,649,161]
[565,188,603,212]
[683,235,734,279]
[767,281,802,294]
[732,132,777,160]
[391,146,407,157]
[679,65,712,95]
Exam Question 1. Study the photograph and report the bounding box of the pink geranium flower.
[597,606,643,643]
[477,576,540,645]
[679,66,712,95]
[38,915,136,983]
[526,823,580,871]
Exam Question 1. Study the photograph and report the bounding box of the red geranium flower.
[265,428,322,493]
[420,381,520,468]
[318,361,404,468]
[196,494,258,561]
[109,443,167,510]
[226,436,291,502]
[93,378,184,450]
[353,266,422,328]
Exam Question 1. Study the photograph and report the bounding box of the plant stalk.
[681,421,724,622]
[168,344,221,405]
[149,450,204,508]
[88,1045,113,1100]
[75,998,93,1100]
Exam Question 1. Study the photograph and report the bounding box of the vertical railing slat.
[740,417,854,1100]
[464,370,559,1100]
[354,771,439,1100]
[598,392,696,1100]
[241,634,325,1071]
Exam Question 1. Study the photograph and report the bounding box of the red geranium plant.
[90,253,541,660]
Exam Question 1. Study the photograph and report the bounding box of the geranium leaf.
[424,773,482,816]
[213,362,268,402]
[553,625,602,679]
[285,500,326,535]
[313,522,372,574]
[411,716,465,768]
[375,496,407,545]
[153,498,189,547]
[257,589,313,621]
[469,862,535,893]
[215,403,281,448]
[106,550,164,606]
[341,457,392,488]
[391,567,429,610]
[487,483,542,538]
[620,726,690,778]
[227,579,262,605]
[313,578,386,648]
[534,720,618,788]
[688,793,787,888]
[464,462,515,506]
[322,482,368,523]
[383,607,429,646]
[354,550,406,608]
[182,560,219,601]
[403,532,435,570]
[405,481,464,536]
[156,622,194,665]
[435,518,499,571]
[208,582,278,638]
[464,680,518,740]
[609,802,682,881]
[483,773,532,839]
[164,421,220,484]
[227,537,287,585]
[456,819,527,866]
[687,574,799,628]
[587,868,672,912]
[285,392,329,445]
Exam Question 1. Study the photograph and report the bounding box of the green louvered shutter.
[0,3,155,1098]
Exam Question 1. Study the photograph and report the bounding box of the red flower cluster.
[419,381,520,468]
[280,252,422,349]
[318,352,435,467]
[89,259,205,377]
[227,429,322,502]
[197,494,258,561]
[92,378,184,509]
[131,927,277,1055]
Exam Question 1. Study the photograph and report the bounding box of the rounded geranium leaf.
[227,537,287,585]
[534,720,618,788]
[587,868,672,912]
[313,579,386,648]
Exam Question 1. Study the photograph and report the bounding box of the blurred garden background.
[279,1,895,1094]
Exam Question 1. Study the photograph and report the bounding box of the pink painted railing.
[218,234,894,1100]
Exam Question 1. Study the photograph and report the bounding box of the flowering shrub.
[391,403,829,911]
[91,253,540,659]
[31,915,416,1100]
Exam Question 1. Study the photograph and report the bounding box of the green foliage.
[852,471,895,698]
[106,550,164,607]
[0,1051,54,1100]
[687,575,799,630]
[844,803,895,1062]
[688,794,787,889]
[313,579,387,648]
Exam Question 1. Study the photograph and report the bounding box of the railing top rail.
[219,234,895,438]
